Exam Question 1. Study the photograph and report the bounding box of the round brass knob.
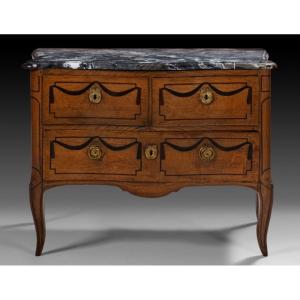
[200,87,214,105]
[199,145,216,161]
[145,145,158,160]
[89,83,102,104]
[87,145,104,160]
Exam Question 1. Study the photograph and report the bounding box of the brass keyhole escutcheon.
[200,87,214,105]
[89,83,102,104]
[145,145,158,160]
[87,144,104,160]
[199,145,216,161]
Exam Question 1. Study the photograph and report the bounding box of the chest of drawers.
[24,48,276,256]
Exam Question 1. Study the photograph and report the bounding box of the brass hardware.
[199,145,216,161]
[145,145,158,160]
[89,83,102,104]
[87,144,104,160]
[200,87,214,105]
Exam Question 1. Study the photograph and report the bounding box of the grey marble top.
[23,48,276,71]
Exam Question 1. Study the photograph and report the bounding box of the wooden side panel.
[30,70,43,189]
[259,71,272,187]
[29,70,46,256]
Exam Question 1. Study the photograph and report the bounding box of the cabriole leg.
[29,181,45,256]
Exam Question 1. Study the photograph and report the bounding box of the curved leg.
[256,183,273,256]
[30,182,45,256]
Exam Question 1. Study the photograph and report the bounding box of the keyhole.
[149,150,153,156]
[93,94,97,100]
[204,94,209,100]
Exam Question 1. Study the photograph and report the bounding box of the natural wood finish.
[161,136,254,176]
[30,175,45,256]
[50,137,141,175]
[29,68,273,256]
[42,69,262,77]
[43,129,259,184]
[43,181,258,198]
[43,75,148,126]
[29,70,46,256]
[257,72,273,256]
[257,183,273,256]
[152,76,259,126]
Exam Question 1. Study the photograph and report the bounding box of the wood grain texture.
[43,75,148,126]
[257,71,273,256]
[30,177,45,256]
[42,129,259,184]
[257,183,273,256]
[44,180,258,197]
[28,68,274,256]
[29,70,46,256]
[152,76,259,127]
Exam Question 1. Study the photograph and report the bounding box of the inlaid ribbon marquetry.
[49,82,141,104]
[50,137,142,160]
[160,137,253,160]
[159,82,252,105]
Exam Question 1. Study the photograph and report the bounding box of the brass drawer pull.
[199,145,216,161]
[200,87,214,105]
[145,145,158,160]
[87,145,104,160]
[89,83,102,104]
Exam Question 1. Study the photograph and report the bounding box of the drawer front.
[159,132,258,182]
[152,76,259,126]
[43,75,148,125]
[43,129,259,184]
[44,129,143,181]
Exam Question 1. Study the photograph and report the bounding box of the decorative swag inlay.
[49,82,141,104]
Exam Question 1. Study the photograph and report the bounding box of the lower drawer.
[44,129,143,181]
[43,129,259,184]
[159,133,258,181]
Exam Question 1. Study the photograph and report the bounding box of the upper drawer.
[152,76,259,126]
[42,75,148,125]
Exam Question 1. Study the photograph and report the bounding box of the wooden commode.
[23,48,276,256]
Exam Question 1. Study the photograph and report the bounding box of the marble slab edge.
[23,60,277,71]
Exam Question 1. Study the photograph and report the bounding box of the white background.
[0,0,299,34]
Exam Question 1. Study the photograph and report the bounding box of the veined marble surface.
[23,48,277,70]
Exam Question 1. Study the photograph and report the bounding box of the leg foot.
[30,182,45,256]
[256,183,273,256]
